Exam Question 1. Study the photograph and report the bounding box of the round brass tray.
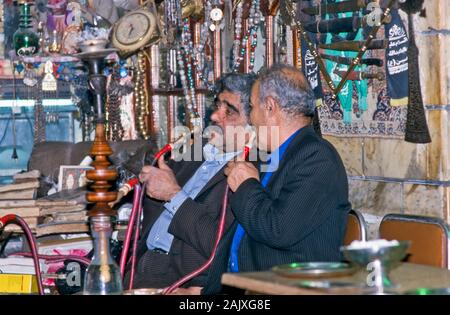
[272,262,357,279]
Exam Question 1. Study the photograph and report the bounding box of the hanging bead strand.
[232,1,243,67]
[232,0,260,72]
[193,1,213,89]
[134,52,149,140]
[181,18,197,112]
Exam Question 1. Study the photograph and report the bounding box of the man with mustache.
[123,73,256,289]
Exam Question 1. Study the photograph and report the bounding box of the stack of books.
[0,170,41,200]
[0,171,89,236]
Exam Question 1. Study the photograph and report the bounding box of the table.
[221,263,450,295]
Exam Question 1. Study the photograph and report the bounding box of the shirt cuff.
[164,189,189,215]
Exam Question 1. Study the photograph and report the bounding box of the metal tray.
[272,262,357,279]
[404,287,450,295]
[296,280,363,289]
[123,288,164,295]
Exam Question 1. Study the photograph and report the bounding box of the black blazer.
[202,126,352,294]
[124,144,236,289]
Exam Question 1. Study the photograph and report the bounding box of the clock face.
[115,12,150,45]
[210,7,223,22]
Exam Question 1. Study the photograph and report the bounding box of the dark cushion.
[28,139,157,184]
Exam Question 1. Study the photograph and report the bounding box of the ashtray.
[341,239,410,292]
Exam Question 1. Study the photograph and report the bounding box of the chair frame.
[380,213,450,269]
[348,209,368,242]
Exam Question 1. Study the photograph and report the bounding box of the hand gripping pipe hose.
[163,134,256,294]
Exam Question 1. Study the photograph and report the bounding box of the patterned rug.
[319,88,407,138]
[313,4,409,139]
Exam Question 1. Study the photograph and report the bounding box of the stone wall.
[324,0,450,239]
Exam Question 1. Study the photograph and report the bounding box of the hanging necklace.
[106,67,125,141]
[194,1,213,89]
[232,0,260,72]
[134,52,149,140]
[177,44,199,127]
[232,1,243,67]
[165,0,182,46]
[181,17,197,113]
[178,17,202,128]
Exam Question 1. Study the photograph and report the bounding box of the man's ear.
[264,96,278,114]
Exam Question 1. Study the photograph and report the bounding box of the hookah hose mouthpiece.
[0,214,45,295]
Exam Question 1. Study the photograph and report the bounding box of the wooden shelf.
[151,87,210,96]
[20,54,80,63]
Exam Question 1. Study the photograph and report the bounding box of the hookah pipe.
[0,214,44,295]
[163,132,256,295]
[119,133,191,288]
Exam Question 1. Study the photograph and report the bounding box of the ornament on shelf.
[37,21,46,54]
[62,25,82,54]
[66,1,83,27]
[13,0,40,57]
[23,63,38,86]
[181,0,203,19]
[48,29,62,53]
[209,3,223,32]
[42,60,58,91]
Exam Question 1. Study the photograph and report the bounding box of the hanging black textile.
[401,0,431,143]
[384,8,409,106]
[297,1,323,136]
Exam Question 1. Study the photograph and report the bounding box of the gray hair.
[257,64,316,117]
[214,73,257,117]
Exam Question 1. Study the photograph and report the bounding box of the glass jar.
[13,1,39,56]
[83,216,123,295]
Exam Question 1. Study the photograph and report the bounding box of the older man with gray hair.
[175,64,351,295]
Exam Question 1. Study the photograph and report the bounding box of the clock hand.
[128,24,134,37]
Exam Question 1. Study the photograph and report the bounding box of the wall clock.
[111,8,159,57]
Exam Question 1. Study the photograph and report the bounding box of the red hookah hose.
[119,132,195,288]
[119,183,142,277]
[128,182,146,290]
[163,145,252,294]
[0,214,44,295]
[10,252,91,266]
[119,143,173,284]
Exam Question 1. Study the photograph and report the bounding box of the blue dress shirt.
[146,143,239,252]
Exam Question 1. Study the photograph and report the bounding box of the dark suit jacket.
[202,126,352,294]
[124,144,236,289]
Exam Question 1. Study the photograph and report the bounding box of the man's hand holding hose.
[139,156,182,201]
